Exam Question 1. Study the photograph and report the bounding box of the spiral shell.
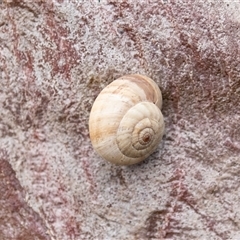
[89,74,165,165]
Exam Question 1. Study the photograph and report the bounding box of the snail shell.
[89,74,165,165]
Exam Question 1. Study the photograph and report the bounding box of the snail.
[88,74,165,166]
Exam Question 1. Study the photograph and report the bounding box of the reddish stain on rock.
[0,152,50,240]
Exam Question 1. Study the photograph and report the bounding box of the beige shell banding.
[88,74,165,165]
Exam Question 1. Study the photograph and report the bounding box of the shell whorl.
[89,74,164,165]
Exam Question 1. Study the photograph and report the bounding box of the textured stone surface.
[0,0,240,239]
[0,151,50,240]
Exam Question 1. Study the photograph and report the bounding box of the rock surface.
[0,151,51,240]
[0,0,240,239]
